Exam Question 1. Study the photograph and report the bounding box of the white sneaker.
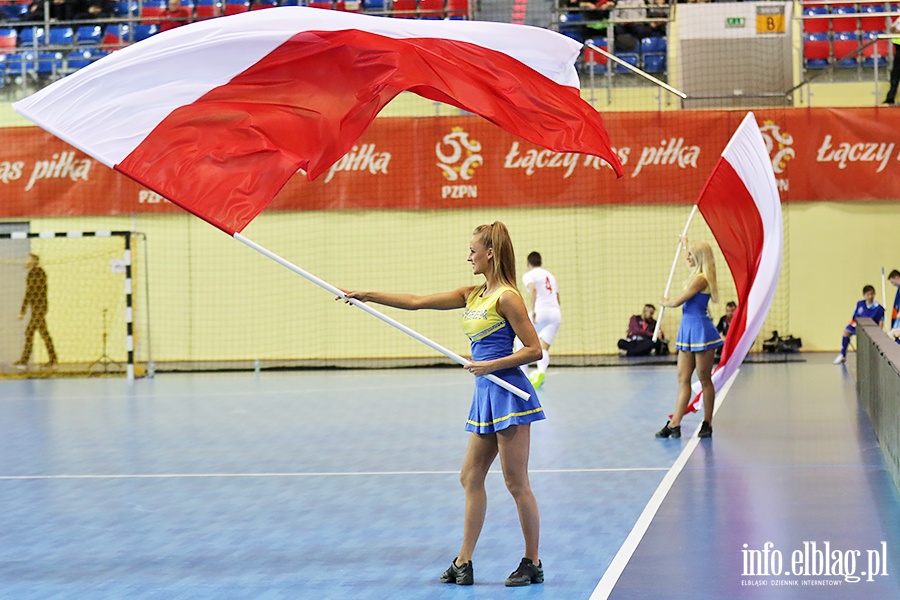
[833,354,846,365]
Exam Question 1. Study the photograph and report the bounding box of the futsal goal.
[0,230,148,380]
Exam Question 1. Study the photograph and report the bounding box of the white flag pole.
[233,232,531,401]
[653,205,699,343]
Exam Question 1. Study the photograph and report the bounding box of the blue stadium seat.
[643,53,666,73]
[640,36,666,55]
[114,0,139,16]
[5,51,36,76]
[48,27,74,47]
[802,6,829,34]
[76,26,103,45]
[615,52,639,73]
[559,13,585,43]
[362,0,384,10]
[65,48,109,71]
[35,51,62,76]
[133,24,159,42]
[0,3,29,21]
[18,27,45,47]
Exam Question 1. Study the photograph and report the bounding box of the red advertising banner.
[1,107,897,218]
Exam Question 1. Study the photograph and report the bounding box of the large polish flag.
[686,112,783,414]
[13,7,623,234]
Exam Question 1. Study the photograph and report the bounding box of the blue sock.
[841,335,850,356]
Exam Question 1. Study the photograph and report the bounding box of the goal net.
[0,231,144,379]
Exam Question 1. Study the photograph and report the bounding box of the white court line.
[0,467,668,481]
[0,379,470,403]
[589,370,740,600]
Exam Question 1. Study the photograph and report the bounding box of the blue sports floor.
[1,356,898,599]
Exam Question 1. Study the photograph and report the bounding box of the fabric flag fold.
[13,7,622,234]
[686,112,783,413]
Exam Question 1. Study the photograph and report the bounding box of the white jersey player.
[519,251,561,388]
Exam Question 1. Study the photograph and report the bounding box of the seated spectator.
[160,0,193,32]
[717,301,736,338]
[612,0,652,51]
[74,0,115,21]
[561,0,617,38]
[645,0,669,37]
[618,304,669,356]
[24,0,76,22]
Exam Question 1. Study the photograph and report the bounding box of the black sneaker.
[655,422,681,438]
[440,557,473,585]
[505,557,544,587]
[698,421,713,438]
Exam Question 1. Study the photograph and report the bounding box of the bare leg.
[694,348,717,424]
[497,424,540,563]
[456,432,498,564]
[668,350,696,428]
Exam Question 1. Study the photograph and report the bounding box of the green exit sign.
[726,17,746,27]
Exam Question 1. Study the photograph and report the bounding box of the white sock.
[537,349,550,374]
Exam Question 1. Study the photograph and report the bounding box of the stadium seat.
[0,28,16,49]
[859,4,890,32]
[195,0,222,19]
[446,0,467,19]
[640,36,666,55]
[389,0,416,17]
[584,38,609,73]
[615,52,639,73]
[643,53,666,73]
[0,2,28,21]
[5,50,35,76]
[141,0,168,24]
[862,31,889,67]
[48,27,73,47]
[102,24,130,48]
[802,7,828,35]
[334,1,361,11]
[76,26,103,45]
[18,26,45,47]
[66,49,96,71]
[362,0,384,12]
[558,12,585,43]
[830,5,858,34]
[833,31,860,67]
[35,51,62,76]
[133,24,159,42]
[803,32,830,68]
[114,0,138,16]
[251,0,278,9]
[419,0,443,18]
[224,0,250,14]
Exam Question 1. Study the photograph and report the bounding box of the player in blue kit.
[833,285,885,364]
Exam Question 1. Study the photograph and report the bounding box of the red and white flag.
[13,7,623,234]
[686,112,783,413]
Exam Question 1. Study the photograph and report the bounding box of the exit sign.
[725,17,746,28]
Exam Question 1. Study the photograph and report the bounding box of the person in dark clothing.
[15,254,57,368]
[617,304,668,356]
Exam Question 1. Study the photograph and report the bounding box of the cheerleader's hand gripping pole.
[233,233,531,401]
[653,205,698,343]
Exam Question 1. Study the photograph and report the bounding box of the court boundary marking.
[589,370,739,600]
[0,467,669,481]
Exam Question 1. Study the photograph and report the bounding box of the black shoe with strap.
[440,557,473,585]
[655,422,681,438]
[505,557,544,587]
[698,421,713,438]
